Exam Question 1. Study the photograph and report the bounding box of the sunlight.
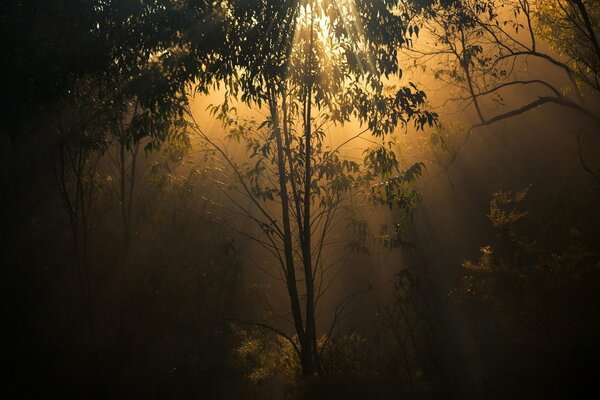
[10,0,600,396]
[292,0,375,74]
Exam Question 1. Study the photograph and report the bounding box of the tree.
[537,0,600,91]
[0,1,233,392]
[404,0,600,178]
[190,0,436,377]
[455,187,600,396]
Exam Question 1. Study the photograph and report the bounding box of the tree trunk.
[269,88,316,376]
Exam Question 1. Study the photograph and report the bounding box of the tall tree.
[192,0,436,377]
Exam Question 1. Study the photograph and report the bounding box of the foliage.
[235,329,299,384]
[455,187,600,394]
[192,0,437,377]
[535,0,600,90]
[406,0,600,129]
[6,0,600,397]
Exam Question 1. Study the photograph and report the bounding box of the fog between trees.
[2,1,600,398]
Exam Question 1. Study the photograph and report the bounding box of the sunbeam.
[4,0,600,398]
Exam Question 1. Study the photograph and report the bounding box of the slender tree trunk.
[302,1,321,374]
[269,87,315,376]
[302,75,320,376]
[59,142,100,387]
[113,138,140,397]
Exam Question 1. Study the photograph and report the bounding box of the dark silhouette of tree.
[1,1,234,395]
[190,0,436,377]
[405,0,600,179]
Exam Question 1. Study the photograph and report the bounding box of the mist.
[2,1,600,399]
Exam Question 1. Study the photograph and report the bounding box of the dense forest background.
[1,1,600,399]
